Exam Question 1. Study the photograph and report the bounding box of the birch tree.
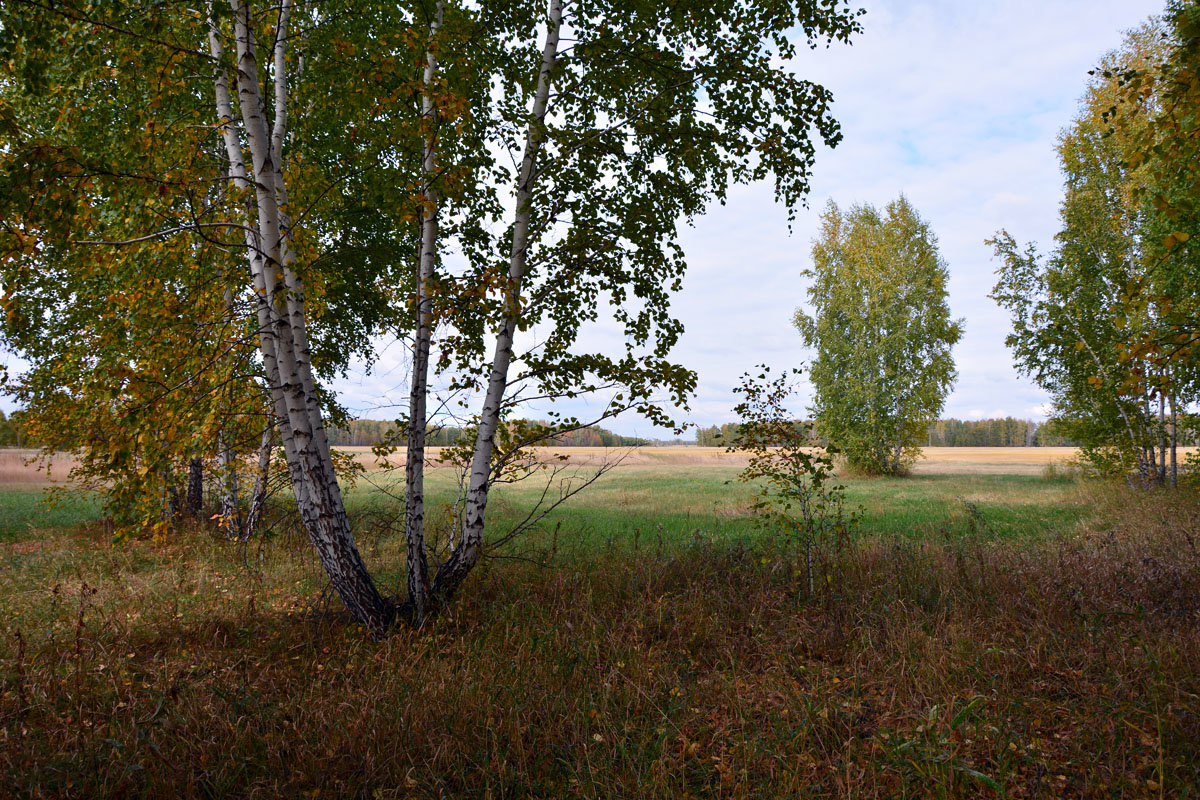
[1,1,426,630]
[2,0,861,630]
[990,22,1197,484]
[795,197,963,475]
[414,0,862,604]
[0,4,276,532]
[206,0,403,630]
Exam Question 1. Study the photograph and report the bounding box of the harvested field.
[339,444,1114,476]
[6,445,1195,493]
[8,444,1195,490]
[910,446,1081,474]
[0,449,77,487]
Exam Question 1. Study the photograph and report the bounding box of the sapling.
[729,365,857,596]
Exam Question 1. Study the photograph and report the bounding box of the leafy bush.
[729,365,858,594]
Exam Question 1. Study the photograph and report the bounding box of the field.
[1,447,1198,798]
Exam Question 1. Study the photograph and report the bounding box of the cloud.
[1027,402,1055,418]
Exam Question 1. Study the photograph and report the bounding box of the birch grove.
[209,0,393,631]
[2,0,861,631]
[989,22,1199,486]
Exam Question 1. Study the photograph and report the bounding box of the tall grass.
[0,476,1197,797]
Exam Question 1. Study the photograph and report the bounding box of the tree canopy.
[991,18,1198,484]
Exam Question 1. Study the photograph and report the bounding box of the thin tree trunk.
[431,0,563,602]
[186,457,204,518]
[1170,391,1178,488]
[243,425,273,540]
[1158,382,1167,485]
[215,269,243,530]
[891,421,903,474]
[211,1,392,632]
[404,0,445,626]
[219,433,241,534]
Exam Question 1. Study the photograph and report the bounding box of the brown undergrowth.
[1,486,1198,798]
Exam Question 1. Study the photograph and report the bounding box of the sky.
[652,0,1167,436]
[0,0,1166,437]
[330,0,1164,438]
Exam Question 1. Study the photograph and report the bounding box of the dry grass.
[911,447,1080,475]
[0,449,77,487]
[1,481,1197,798]
[340,444,755,473]
[293,445,1200,478]
[7,445,1196,488]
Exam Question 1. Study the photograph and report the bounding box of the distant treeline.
[926,418,1074,447]
[695,418,1088,447]
[326,419,648,448]
[695,422,806,447]
[0,410,648,450]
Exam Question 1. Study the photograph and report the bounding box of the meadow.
[1,447,1198,798]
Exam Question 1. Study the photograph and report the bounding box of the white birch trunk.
[1158,385,1167,484]
[404,0,445,625]
[243,425,273,539]
[212,1,392,631]
[1169,392,1178,488]
[432,0,563,601]
[219,432,241,534]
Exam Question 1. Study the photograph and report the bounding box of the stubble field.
[0,446,1197,798]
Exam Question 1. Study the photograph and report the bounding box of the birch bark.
[431,0,563,601]
[243,425,273,539]
[1158,383,1167,483]
[1169,392,1178,487]
[403,0,446,625]
[211,1,393,631]
[219,433,240,533]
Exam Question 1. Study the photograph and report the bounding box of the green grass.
[840,472,1091,540]
[0,487,102,543]
[343,465,1095,559]
[0,466,1093,552]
